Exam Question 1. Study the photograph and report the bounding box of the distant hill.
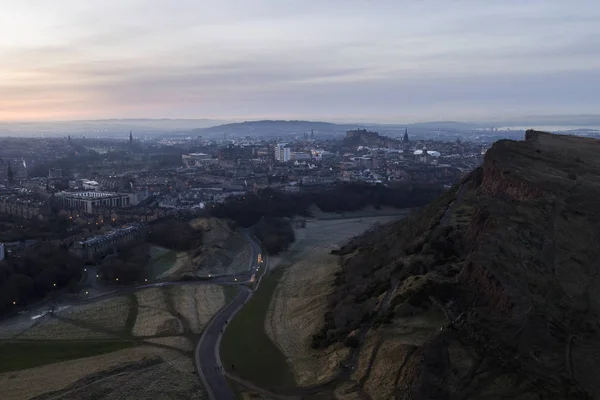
[193,119,498,139]
[342,128,400,149]
[492,114,600,128]
[0,119,227,137]
[4,115,600,137]
[193,120,361,138]
[310,130,600,398]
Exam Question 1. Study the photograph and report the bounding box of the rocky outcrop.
[480,159,546,200]
[314,131,600,399]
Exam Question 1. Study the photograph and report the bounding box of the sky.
[1,0,599,123]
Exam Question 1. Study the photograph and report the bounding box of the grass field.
[0,340,135,373]
[220,268,296,390]
[0,343,201,400]
[148,246,177,279]
[265,216,402,386]
[223,285,240,303]
[18,295,132,340]
[0,283,226,399]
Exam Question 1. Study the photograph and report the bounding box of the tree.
[147,220,203,251]
[254,217,295,254]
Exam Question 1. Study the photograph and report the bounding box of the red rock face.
[458,260,516,318]
[480,162,546,201]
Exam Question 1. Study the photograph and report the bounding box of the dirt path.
[440,183,467,228]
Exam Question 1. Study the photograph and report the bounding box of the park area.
[0,284,227,400]
[220,215,405,390]
[265,216,404,386]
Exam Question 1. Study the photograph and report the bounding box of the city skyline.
[2,0,599,122]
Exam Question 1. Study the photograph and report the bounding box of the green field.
[220,268,296,389]
[223,285,240,303]
[0,340,136,373]
[147,246,177,279]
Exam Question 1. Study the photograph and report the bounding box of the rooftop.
[81,224,142,246]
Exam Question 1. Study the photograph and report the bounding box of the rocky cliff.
[315,131,600,399]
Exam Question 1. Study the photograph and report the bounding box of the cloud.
[0,0,599,121]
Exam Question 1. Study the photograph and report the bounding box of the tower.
[310,129,314,139]
[403,127,409,143]
[129,131,133,144]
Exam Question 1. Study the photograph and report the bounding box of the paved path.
[195,229,264,399]
[196,288,251,400]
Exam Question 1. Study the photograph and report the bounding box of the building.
[97,176,130,191]
[356,156,377,169]
[55,191,145,214]
[0,243,4,261]
[182,153,213,167]
[0,196,45,220]
[300,176,336,187]
[274,144,291,162]
[48,168,63,179]
[291,152,311,161]
[219,145,254,162]
[413,149,441,164]
[311,149,334,160]
[82,179,100,191]
[71,224,144,260]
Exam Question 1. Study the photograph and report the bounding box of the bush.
[254,217,295,255]
[99,244,150,285]
[148,220,203,251]
[211,183,444,228]
[313,182,444,213]
[211,188,311,227]
[0,243,84,315]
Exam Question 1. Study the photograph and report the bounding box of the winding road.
[195,229,265,400]
[196,288,251,400]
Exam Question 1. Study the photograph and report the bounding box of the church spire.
[129,131,133,144]
[403,127,409,143]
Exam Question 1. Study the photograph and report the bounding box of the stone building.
[0,196,45,220]
[55,189,148,214]
[71,224,145,260]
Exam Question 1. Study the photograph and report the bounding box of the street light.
[84,268,87,272]
[53,283,56,287]
[12,301,16,305]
